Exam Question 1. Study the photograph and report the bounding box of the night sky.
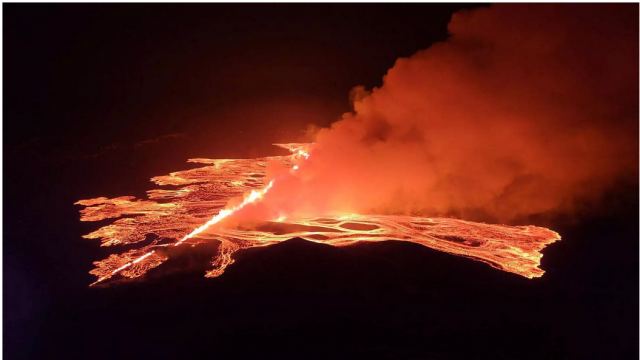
[4,4,638,359]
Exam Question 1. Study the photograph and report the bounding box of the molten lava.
[76,144,560,285]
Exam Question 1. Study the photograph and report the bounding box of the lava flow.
[76,143,560,286]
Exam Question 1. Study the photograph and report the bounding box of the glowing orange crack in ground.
[172,146,309,247]
[88,146,313,286]
[174,179,274,246]
[87,148,304,287]
[80,144,559,285]
[90,249,157,286]
[89,180,276,285]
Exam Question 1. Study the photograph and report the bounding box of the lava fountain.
[76,143,560,286]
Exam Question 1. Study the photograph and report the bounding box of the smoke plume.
[253,4,638,223]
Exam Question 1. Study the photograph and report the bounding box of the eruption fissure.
[76,4,637,286]
[78,144,560,285]
[174,179,274,246]
[84,145,309,285]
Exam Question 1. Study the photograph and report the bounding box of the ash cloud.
[259,4,637,223]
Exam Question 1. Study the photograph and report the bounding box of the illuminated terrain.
[76,144,560,285]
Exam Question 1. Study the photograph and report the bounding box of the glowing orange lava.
[77,143,560,285]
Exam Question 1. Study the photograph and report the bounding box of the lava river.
[76,144,560,285]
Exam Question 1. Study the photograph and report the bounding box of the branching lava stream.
[76,144,560,285]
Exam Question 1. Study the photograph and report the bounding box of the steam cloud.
[253,4,637,223]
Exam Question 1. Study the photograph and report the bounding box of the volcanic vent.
[77,144,560,285]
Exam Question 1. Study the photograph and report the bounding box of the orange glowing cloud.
[76,4,635,286]
[257,4,638,223]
